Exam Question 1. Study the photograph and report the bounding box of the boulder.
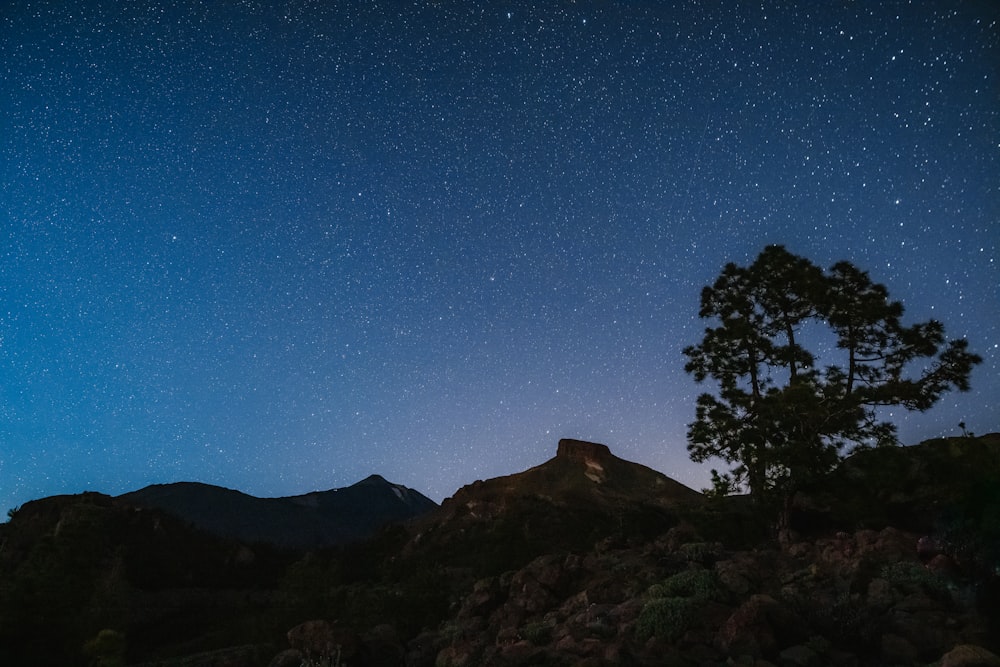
[889,607,951,659]
[435,643,479,667]
[866,577,895,611]
[778,644,820,667]
[286,620,361,663]
[880,633,920,665]
[459,576,506,618]
[268,649,303,667]
[941,644,1000,667]
[716,594,807,658]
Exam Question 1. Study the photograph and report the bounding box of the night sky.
[2,1,998,515]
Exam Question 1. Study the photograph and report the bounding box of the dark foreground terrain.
[1,435,998,666]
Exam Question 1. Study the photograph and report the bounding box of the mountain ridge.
[118,474,437,549]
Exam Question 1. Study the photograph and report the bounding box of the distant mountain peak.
[355,474,390,486]
[119,476,437,548]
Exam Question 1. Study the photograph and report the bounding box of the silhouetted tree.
[683,245,981,501]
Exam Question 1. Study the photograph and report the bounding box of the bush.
[82,629,126,667]
[939,476,1000,578]
[522,621,552,645]
[678,542,722,563]
[635,597,693,641]
[649,569,723,602]
[789,592,879,652]
[880,561,949,598]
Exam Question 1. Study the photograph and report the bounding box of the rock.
[435,643,477,667]
[286,620,361,663]
[827,648,859,666]
[890,608,951,659]
[613,597,644,628]
[405,630,442,667]
[459,576,505,618]
[716,559,754,596]
[498,638,542,663]
[867,577,895,611]
[493,551,581,629]
[287,619,334,655]
[268,649,303,667]
[778,644,819,666]
[917,535,945,560]
[941,644,1000,667]
[366,622,399,644]
[880,633,920,665]
[895,591,938,613]
[147,645,264,667]
[786,541,812,558]
[560,589,590,614]
[873,527,916,561]
[716,594,807,658]
[495,626,520,646]
[926,553,958,576]
[365,624,405,667]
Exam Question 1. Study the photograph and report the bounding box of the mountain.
[399,439,704,575]
[445,438,701,512]
[118,474,437,549]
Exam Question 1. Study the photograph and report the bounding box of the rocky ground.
[262,523,999,667]
[258,436,1000,667]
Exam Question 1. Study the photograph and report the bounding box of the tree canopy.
[683,245,981,500]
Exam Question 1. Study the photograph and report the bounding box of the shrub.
[667,568,721,600]
[522,621,552,645]
[636,597,693,641]
[678,542,722,563]
[805,634,832,656]
[880,561,949,598]
[649,569,723,602]
[82,629,126,667]
[789,592,879,652]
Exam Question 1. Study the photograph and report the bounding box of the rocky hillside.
[392,438,704,575]
[277,436,1000,667]
[404,520,1000,667]
[0,492,296,666]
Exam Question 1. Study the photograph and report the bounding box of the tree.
[683,245,981,501]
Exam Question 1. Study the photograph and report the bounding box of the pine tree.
[683,245,981,501]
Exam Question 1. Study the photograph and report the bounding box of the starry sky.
[2,1,998,515]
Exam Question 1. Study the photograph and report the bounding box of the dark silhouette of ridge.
[119,475,437,548]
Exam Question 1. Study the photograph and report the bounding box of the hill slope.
[400,439,703,575]
[441,438,700,515]
[400,435,1000,667]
